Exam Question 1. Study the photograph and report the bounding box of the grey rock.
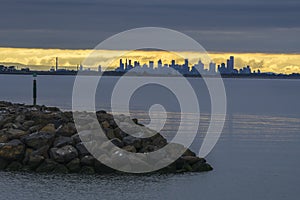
[36,159,58,173]
[27,155,44,169]
[191,161,213,172]
[21,131,55,149]
[181,156,205,165]
[56,122,76,137]
[94,160,114,173]
[71,133,81,144]
[122,145,136,153]
[6,161,23,171]
[22,120,35,129]
[110,138,124,148]
[31,145,50,158]
[0,158,9,170]
[50,145,78,163]
[52,164,69,174]
[53,136,73,148]
[6,128,27,139]
[75,142,90,157]
[66,158,81,172]
[0,139,25,160]
[123,136,142,149]
[28,125,42,133]
[80,155,95,166]
[80,166,95,174]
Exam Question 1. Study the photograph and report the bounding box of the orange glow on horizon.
[0,47,300,74]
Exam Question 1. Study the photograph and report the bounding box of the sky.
[0,0,300,73]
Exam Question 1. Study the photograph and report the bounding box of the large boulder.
[50,145,78,163]
[27,155,45,169]
[36,159,59,173]
[75,142,90,157]
[6,128,27,139]
[56,122,76,137]
[0,139,25,160]
[122,136,142,149]
[80,155,95,166]
[40,123,56,134]
[66,158,81,172]
[53,136,74,148]
[21,131,55,149]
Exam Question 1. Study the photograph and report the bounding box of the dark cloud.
[0,0,299,52]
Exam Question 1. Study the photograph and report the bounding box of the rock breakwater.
[0,101,212,174]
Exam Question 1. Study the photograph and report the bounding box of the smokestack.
[55,57,58,71]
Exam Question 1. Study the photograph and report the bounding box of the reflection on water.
[0,75,300,199]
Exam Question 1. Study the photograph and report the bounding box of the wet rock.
[139,144,159,153]
[22,120,35,128]
[53,136,73,148]
[101,121,110,129]
[6,128,27,139]
[106,129,115,140]
[31,145,50,158]
[56,122,76,137]
[181,156,204,165]
[122,145,137,153]
[15,115,25,123]
[66,158,81,172]
[75,142,90,157]
[94,160,114,174]
[50,145,78,163]
[0,130,9,143]
[80,166,95,174]
[110,138,124,148]
[123,136,142,149]
[36,159,58,173]
[0,139,25,160]
[27,155,44,169]
[40,123,56,134]
[6,161,23,171]
[28,125,42,133]
[21,131,55,149]
[182,148,196,157]
[0,158,9,170]
[71,133,81,144]
[80,155,95,166]
[52,164,69,174]
[192,161,213,172]
[0,101,213,174]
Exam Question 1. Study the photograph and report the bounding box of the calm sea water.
[0,75,299,200]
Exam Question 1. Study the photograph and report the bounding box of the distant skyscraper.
[209,62,216,74]
[158,59,162,69]
[119,59,124,71]
[98,65,102,72]
[149,61,154,69]
[228,56,234,72]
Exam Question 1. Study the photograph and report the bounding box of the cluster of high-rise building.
[115,56,256,75]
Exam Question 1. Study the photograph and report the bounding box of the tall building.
[119,59,124,71]
[158,59,162,69]
[228,56,234,72]
[149,61,154,69]
[209,62,216,74]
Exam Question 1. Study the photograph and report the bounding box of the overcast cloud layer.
[0,0,299,52]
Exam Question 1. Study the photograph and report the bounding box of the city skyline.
[114,56,256,75]
[0,47,299,74]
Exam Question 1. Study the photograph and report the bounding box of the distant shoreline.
[0,71,300,80]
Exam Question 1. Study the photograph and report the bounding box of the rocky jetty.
[0,101,212,174]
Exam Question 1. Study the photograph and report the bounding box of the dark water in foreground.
[0,75,299,200]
